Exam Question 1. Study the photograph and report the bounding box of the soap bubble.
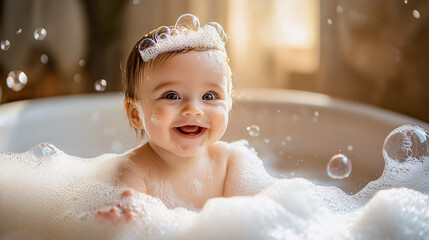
[79,59,86,67]
[383,125,429,163]
[34,27,47,41]
[155,26,171,41]
[33,143,56,157]
[16,28,23,35]
[40,54,48,64]
[206,22,227,42]
[175,14,200,31]
[327,19,333,25]
[138,38,156,51]
[6,70,28,92]
[327,154,352,179]
[111,140,123,153]
[73,73,82,83]
[246,125,260,137]
[413,10,421,19]
[94,79,107,92]
[336,6,343,14]
[1,40,10,51]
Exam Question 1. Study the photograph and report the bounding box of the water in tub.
[0,125,428,239]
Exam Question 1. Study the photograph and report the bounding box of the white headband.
[138,14,227,62]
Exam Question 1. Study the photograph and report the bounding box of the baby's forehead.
[145,50,229,77]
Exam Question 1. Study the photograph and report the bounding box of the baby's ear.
[124,98,143,129]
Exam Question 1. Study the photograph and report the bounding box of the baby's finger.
[121,189,134,198]
[123,210,135,222]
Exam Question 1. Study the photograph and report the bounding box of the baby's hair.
[123,26,232,143]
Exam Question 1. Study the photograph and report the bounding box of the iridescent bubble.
[155,26,171,42]
[40,54,48,64]
[16,28,23,35]
[327,19,333,25]
[79,59,86,67]
[33,143,56,157]
[327,154,352,179]
[175,14,200,31]
[6,70,28,92]
[383,125,428,163]
[206,22,227,42]
[1,40,10,51]
[132,0,140,5]
[413,10,421,19]
[34,27,47,41]
[246,125,260,137]
[138,38,156,52]
[94,79,107,92]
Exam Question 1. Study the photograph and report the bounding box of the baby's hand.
[96,190,138,224]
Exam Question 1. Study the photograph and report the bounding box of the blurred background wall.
[0,0,428,123]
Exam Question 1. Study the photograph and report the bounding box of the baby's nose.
[181,101,203,116]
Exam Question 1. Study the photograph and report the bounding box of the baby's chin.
[174,145,206,157]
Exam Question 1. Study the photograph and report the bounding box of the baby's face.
[137,50,230,157]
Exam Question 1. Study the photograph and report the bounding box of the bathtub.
[0,89,427,194]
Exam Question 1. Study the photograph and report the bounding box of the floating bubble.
[16,28,22,35]
[94,79,107,92]
[79,59,86,67]
[263,138,270,144]
[132,0,140,4]
[336,6,343,14]
[206,22,227,43]
[73,73,82,83]
[327,19,333,25]
[175,14,200,31]
[327,154,352,179]
[6,70,28,92]
[383,125,429,163]
[246,125,260,137]
[34,27,47,41]
[1,40,10,51]
[138,38,156,52]
[40,54,48,64]
[413,10,421,19]
[347,145,353,151]
[111,140,123,153]
[155,26,171,42]
[286,136,292,141]
[404,0,408,4]
[33,143,56,157]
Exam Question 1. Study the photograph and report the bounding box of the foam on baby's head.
[138,14,227,62]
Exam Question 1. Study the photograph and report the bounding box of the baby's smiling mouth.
[175,125,207,137]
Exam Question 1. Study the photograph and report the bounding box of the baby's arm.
[223,141,277,197]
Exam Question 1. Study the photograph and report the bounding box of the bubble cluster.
[6,70,28,92]
[327,154,352,179]
[1,40,10,51]
[246,124,260,137]
[34,27,47,41]
[383,125,428,163]
[94,79,107,92]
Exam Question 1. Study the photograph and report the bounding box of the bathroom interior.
[0,0,428,239]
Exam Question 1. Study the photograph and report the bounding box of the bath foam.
[0,134,428,239]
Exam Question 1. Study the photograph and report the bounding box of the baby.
[97,14,275,223]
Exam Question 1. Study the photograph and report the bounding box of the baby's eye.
[162,92,180,100]
[202,92,216,100]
